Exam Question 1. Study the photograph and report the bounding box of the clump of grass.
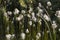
[0,0,60,40]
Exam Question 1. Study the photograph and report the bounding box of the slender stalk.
[40,17,53,40]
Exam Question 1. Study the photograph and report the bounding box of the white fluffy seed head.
[26,29,29,33]
[19,14,24,18]
[11,34,15,39]
[36,35,39,40]
[38,19,42,25]
[53,21,56,24]
[38,9,43,14]
[27,14,31,18]
[11,34,15,37]
[47,31,50,33]
[29,7,33,13]
[32,17,37,22]
[47,1,52,6]
[14,8,19,15]
[4,12,8,17]
[21,32,25,40]
[31,12,36,22]
[36,32,41,39]
[37,7,40,10]
[43,14,50,21]
[59,29,60,32]
[21,10,26,14]
[52,21,57,29]
[7,11,12,15]
[36,13,40,17]
[16,17,20,21]
[6,34,11,40]
[16,14,23,21]
[55,10,60,18]
[31,12,35,17]
[39,3,42,7]
[52,24,57,29]
[29,21,32,26]
[37,32,41,37]
[5,12,9,21]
